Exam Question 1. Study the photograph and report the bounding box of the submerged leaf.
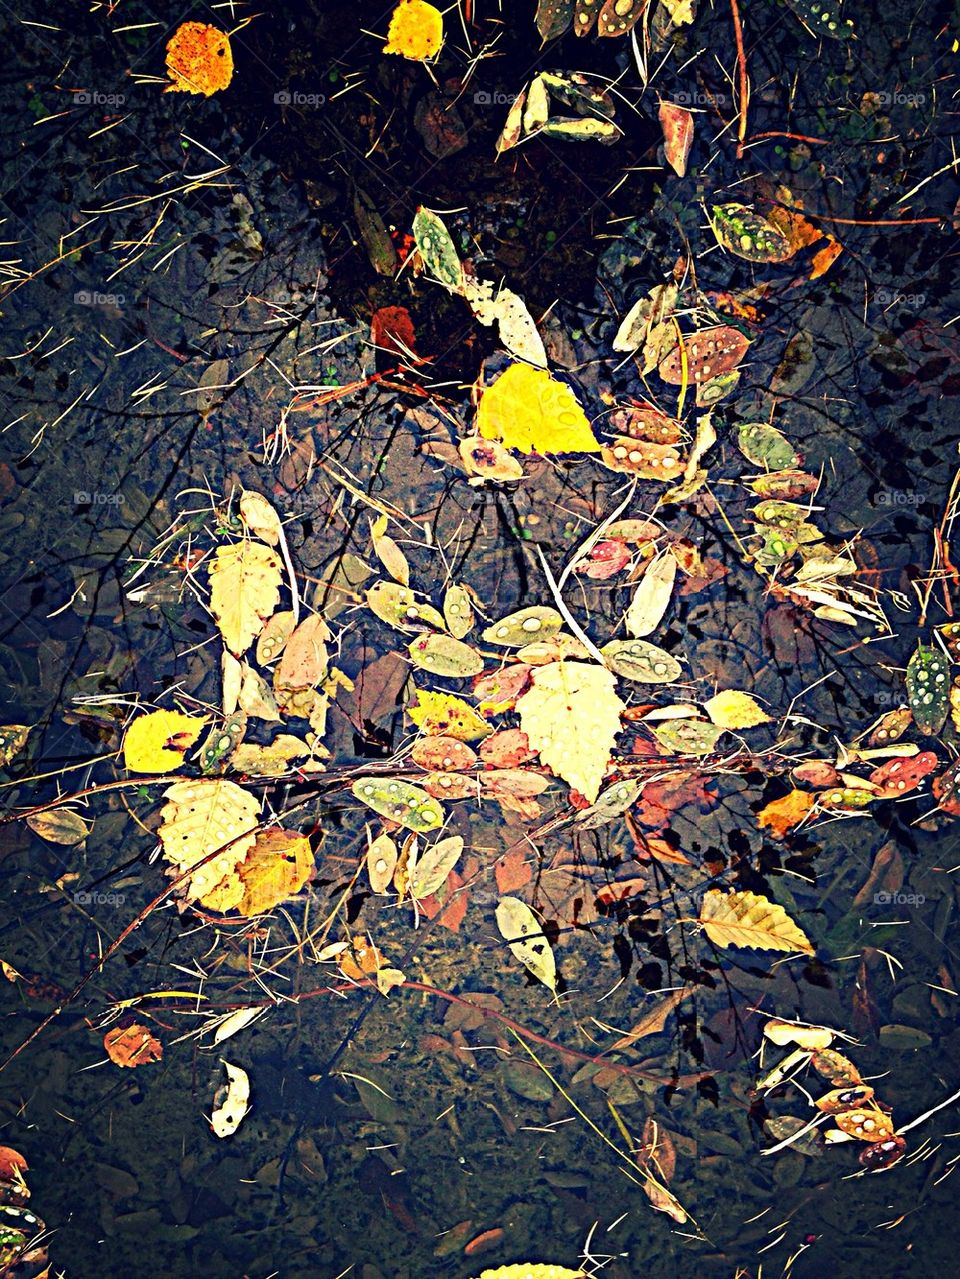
[164,22,233,96]
[495,897,557,992]
[699,888,814,954]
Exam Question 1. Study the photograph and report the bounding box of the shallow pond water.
[2,2,960,1278]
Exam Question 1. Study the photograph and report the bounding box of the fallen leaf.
[626,550,677,637]
[383,0,444,60]
[409,688,493,741]
[158,779,261,907]
[495,896,557,992]
[210,1061,250,1137]
[757,788,815,838]
[235,828,315,916]
[699,888,814,955]
[703,690,772,730]
[517,661,625,803]
[164,22,233,96]
[495,846,533,894]
[104,1023,163,1068]
[851,841,904,909]
[477,363,600,455]
[659,100,694,176]
[123,709,207,773]
[208,541,283,657]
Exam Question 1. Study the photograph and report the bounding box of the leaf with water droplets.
[482,606,564,647]
[351,777,444,832]
[906,642,949,735]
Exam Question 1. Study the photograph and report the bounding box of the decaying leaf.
[443,584,475,637]
[104,1023,163,1068]
[210,1061,250,1138]
[495,896,557,992]
[0,725,30,767]
[208,541,283,657]
[459,435,526,482]
[710,204,794,264]
[235,828,314,916]
[477,363,600,455]
[757,788,815,838]
[367,580,446,632]
[123,709,207,773]
[239,490,282,546]
[27,808,90,846]
[164,22,234,96]
[411,735,479,771]
[699,888,814,954]
[658,326,750,385]
[409,688,492,741]
[659,100,693,176]
[517,661,624,803]
[653,719,725,755]
[463,278,548,367]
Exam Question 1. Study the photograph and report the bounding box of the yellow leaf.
[517,661,624,803]
[383,0,443,60]
[408,688,492,742]
[208,540,283,657]
[477,363,600,456]
[164,22,234,96]
[698,888,814,955]
[757,788,814,839]
[474,1267,584,1279]
[495,896,557,992]
[702,689,772,730]
[235,828,314,916]
[158,779,261,906]
[123,709,207,773]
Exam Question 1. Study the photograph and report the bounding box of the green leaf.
[737,423,800,470]
[653,719,725,755]
[412,207,463,291]
[351,777,444,832]
[601,639,682,683]
[905,642,949,735]
[710,204,794,263]
[407,633,484,677]
[482,606,564,647]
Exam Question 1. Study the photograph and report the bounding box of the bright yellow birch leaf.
[235,828,314,916]
[477,363,600,455]
[473,1267,584,1279]
[495,896,557,992]
[517,660,624,802]
[698,888,814,955]
[702,689,773,730]
[123,709,207,774]
[383,0,443,59]
[208,541,283,657]
[408,688,492,741]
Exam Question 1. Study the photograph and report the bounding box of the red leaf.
[495,846,533,894]
[868,750,939,799]
[370,305,417,357]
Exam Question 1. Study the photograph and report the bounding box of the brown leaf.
[104,1023,163,1068]
[607,988,688,1052]
[495,845,533,894]
[851,841,904,909]
[658,100,694,176]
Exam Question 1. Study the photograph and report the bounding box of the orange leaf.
[757,788,815,840]
[104,1023,163,1068]
[235,828,315,916]
[658,100,694,177]
[164,22,233,96]
[383,0,444,60]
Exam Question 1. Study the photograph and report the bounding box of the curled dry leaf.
[459,435,525,482]
[239,491,282,546]
[104,1023,163,1068]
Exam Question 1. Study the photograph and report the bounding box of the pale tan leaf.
[27,808,90,846]
[222,650,242,716]
[370,514,410,586]
[517,660,624,803]
[208,541,283,657]
[239,490,282,546]
[699,889,814,955]
[625,550,677,638]
[410,834,464,900]
[495,895,557,992]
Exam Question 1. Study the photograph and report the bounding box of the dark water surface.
[2,2,960,1277]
